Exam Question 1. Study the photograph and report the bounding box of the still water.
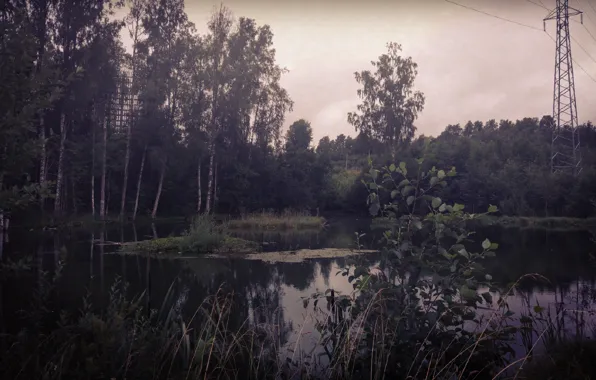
[1,218,595,365]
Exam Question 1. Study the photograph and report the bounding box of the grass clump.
[178,215,225,252]
[227,210,326,230]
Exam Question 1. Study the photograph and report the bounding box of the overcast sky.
[132,0,596,143]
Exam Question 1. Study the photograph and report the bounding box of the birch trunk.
[36,2,48,206]
[197,158,202,213]
[213,161,218,213]
[40,118,46,188]
[91,115,96,217]
[99,110,108,220]
[132,144,147,221]
[119,75,134,219]
[0,171,3,229]
[205,147,215,215]
[71,176,77,214]
[121,15,141,220]
[151,161,165,219]
[54,113,66,218]
[119,111,132,219]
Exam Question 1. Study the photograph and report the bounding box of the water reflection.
[0,220,595,366]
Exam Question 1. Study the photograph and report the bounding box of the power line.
[545,30,596,82]
[527,0,549,10]
[571,34,596,64]
[587,0,596,15]
[444,0,543,31]
[581,23,596,43]
[575,0,596,25]
[442,0,596,83]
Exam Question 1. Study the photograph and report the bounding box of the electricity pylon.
[544,0,583,176]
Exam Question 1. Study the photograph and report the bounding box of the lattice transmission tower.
[107,73,137,134]
[544,0,583,176]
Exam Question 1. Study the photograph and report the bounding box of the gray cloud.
[180,0,596,142]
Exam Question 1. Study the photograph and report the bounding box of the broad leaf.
[369,203,380,216]
[369,168,378,181]
[482,238,491,250]
[460,285,478,301]
[401,185,414,196]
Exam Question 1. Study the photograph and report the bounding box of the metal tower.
[544,0,583,176]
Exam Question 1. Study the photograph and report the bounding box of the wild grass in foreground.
[119,215,259,255]
[0,275,283,379]
[227,210,326,230]
[3,270,594,380]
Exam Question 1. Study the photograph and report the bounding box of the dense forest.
[2,0,596,226]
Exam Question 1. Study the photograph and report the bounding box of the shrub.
[178,215,225,252]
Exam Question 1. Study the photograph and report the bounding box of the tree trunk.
[119,119,132,220]
[132,144,147,221]
[89,232,94,279]
[40,118,46,189]
[0,170,3,228]
[91,115,96,217]
[197,158,202,213]
[119,79,133,220]
[54,113,66,218]
[71,176,77,214]
[36,0,48,210]
[99,111,108,220]
[151,161,166,219]
[105,170,111,217]
[205,147,215,214]
[213,161,218,213]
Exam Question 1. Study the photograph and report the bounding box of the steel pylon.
[544,0,583,176]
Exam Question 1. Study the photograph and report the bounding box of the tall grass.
[228,210,326,230]
[0,275,282,379]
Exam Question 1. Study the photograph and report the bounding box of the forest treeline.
[1,0,595,224]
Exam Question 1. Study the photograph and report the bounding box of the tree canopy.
[1,0,595,223]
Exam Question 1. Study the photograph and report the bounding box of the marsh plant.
[301,158,535,379]
[178,214,225,252]
[0,272,282,379]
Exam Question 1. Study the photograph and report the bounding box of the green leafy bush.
[178,215,225,252]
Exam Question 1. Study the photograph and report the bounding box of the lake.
[1,217,595,375]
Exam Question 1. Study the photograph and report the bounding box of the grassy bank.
[371,215,596,231]
[119,216,259,256]
[475,215,596,231]
[227,211,326,230]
